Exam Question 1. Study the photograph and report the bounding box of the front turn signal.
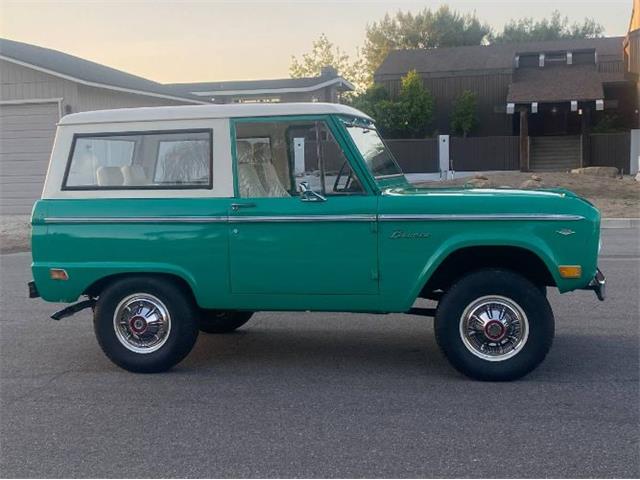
[558,265,582,279]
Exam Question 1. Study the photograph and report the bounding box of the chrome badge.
[390,230,431,239]
[556,228,576,236]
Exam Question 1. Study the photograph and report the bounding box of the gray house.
[0,38,353,214]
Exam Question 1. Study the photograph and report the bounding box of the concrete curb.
[601,218,640,229]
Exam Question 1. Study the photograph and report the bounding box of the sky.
[0,0,633,84]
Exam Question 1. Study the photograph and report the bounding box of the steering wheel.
[333,161,354,193]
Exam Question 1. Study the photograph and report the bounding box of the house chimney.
[320,65,338,78]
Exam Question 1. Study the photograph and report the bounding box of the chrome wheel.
[113,293,171,354]
[459,295,529,362]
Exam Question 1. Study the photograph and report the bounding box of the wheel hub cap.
[113,294,171,354]
[484,320,506,341]
[129,316,147,334]
[459,295,529,362]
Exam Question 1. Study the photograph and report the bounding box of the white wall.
[630,129,640,175]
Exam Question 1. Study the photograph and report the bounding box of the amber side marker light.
[558,265,582,279]
[49,269,69,281]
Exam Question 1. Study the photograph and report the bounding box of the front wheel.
[93,277,199,373]
[435,269,554,381]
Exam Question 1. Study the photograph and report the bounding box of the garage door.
[0,102,59,215]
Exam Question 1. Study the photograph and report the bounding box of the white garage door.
[0,102,59,215]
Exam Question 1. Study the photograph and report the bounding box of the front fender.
[405,234,560,309]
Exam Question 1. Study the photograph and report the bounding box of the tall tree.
[289,33,367,94]
[351,70,434,138]
[492,10,604,44]
[363,6,491,79]
[450,90,479,137]
[398,70,434,139]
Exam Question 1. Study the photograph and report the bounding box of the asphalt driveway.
[1,228,638,478]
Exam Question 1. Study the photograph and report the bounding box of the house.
[0,38,353,214]
[375,37,637,171]
[168,66,354,104]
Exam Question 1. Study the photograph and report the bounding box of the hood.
[383,185,575,199]
[380,185,599,221]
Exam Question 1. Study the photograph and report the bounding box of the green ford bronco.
[29,103,605,380]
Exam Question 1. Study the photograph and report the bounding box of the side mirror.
[298,181,326,202]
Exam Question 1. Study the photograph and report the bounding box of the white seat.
[238,163,267,198]
[236,141,253,164]
[257,162,290,197]
[237,140,266,197]
[253,143,290,197]
[121,165,149,186]
[96,166,124,187]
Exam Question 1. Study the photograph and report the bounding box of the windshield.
[343,121,403,179]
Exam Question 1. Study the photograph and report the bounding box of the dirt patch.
[1,215,31,254]
[416,172,640,218]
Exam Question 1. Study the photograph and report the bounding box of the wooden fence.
[586,132,631,174]
[450,136,520,171]
[386,139,438,173]
[306,133,632,174]
[386,136,520,173]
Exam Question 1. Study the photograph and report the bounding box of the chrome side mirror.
[298,181,326,202]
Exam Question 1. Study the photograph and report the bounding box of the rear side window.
[63,129,212,189]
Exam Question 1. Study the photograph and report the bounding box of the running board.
[51,299,96,321]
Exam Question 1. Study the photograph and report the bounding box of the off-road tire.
[93,276,199,373]
[435,269,554,381]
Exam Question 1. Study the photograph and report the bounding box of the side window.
[63,130,212,189]
[234,120,364,198]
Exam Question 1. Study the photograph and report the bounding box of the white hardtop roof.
[59,102,373,126]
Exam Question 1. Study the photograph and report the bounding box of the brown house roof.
[375,37,624,77]
[507,64,604,103]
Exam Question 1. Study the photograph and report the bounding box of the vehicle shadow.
[183,314,451,377]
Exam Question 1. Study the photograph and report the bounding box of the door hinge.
[371,268,379,281]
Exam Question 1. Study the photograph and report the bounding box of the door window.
[234,120,364,198]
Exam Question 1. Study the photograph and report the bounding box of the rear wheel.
[93,277,198,373]
[435,269,554,381]
[198,310,253,334]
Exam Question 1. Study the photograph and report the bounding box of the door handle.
[231,202,257,211]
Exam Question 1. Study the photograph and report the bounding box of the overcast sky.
[0,0,633,83]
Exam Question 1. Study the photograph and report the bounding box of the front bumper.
[583,268,606,301]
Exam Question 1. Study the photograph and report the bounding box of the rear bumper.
[28,281,39,299]
[582,268,605,301]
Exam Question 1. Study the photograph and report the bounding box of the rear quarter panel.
[32,198,231,306]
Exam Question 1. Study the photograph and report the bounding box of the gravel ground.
[417,172,640,218]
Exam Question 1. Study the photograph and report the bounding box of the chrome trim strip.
[43,213,582,224]
[379,214,585,222]
[43,214,377,224]
[43,216,228,224]
[230,214,376,223]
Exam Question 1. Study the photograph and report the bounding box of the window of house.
[234,119,365,198]
[518,54,539,68]
[546,52,567,63]
[63,130,212,189]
